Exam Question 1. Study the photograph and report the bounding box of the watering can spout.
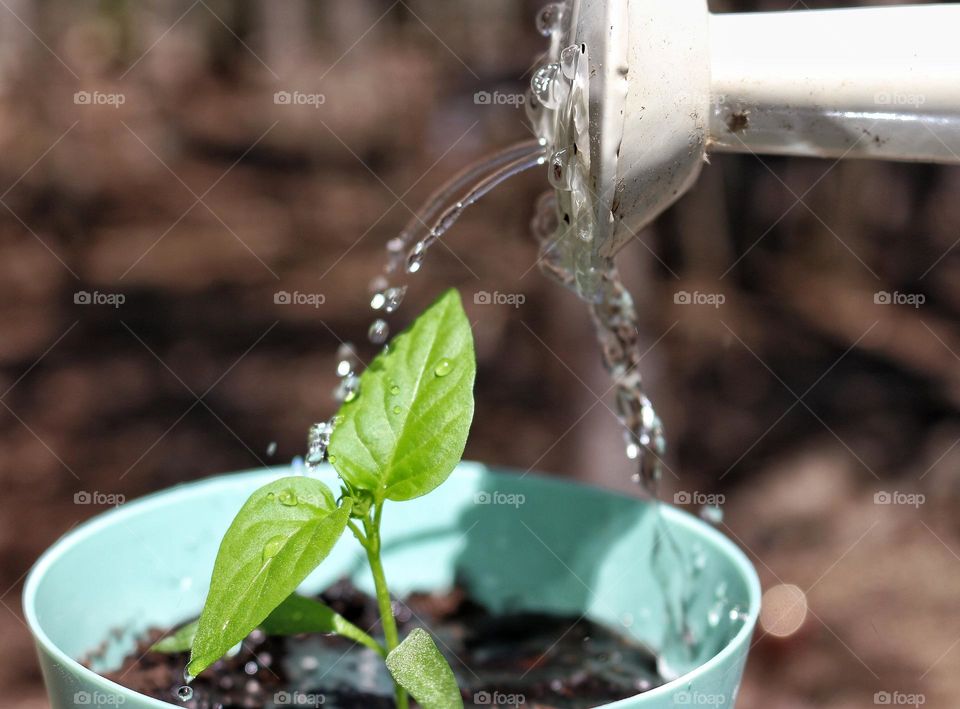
[553,1,960,253]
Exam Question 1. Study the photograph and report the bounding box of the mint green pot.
[24,463,760,708]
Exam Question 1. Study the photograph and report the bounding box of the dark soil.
[103,578,664,708]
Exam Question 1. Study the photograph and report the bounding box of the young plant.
[156,289,476,709]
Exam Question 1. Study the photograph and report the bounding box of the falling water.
[303,140,548,474]
[297,0,744,684]
[522,1,745,680]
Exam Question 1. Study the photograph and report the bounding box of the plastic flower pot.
[24,463,760,708]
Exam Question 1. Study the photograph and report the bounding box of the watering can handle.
[708,5,960,164]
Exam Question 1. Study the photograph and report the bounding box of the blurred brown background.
[2,0,958,707]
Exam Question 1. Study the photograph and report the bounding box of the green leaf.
[330,289,476,502]
[153,595,384,657]
[151,620,198,654]
[386,628,463,709]
[188,476,352,676]
[259,593,385,656]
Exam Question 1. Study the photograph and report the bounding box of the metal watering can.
[553,0,960,254]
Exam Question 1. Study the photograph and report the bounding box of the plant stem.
[364,505,409,709]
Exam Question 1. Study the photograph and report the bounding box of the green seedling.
[156,289,475,709]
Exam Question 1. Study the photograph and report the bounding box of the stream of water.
[299,0,745,686]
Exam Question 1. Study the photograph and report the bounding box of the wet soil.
[103,578,664,708]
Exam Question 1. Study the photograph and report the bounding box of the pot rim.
[24,463,761,708]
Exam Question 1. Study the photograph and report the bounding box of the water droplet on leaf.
[434,358,453,377]
[262,536,285,561]
[278,490,298,507]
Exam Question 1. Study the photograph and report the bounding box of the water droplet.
[531,63,565,110]
[548,148,573,190]
[266,492,275,500]
[392,405,402,414]
[306,421,332,469]
[278,490,298,507]
[700,504,724,525]
[182,668,195,684]
[370,292,386,310]
[535,2,566,36]
[328,454,337,463]
[406,241,427,274]
[336,343,359,377]
[266,441,277,457]
[262,536,285,561]
[177,685,193,701]
[244,660,259,675]
[560,44,581,80]
[335,374,360,403]
[368,275,388,294]
[434,358,453,377]
[290,455,305,476]
[390,384,400,395]
[368,319,389,344]
[625,442,641,460]
[382,286,407,313]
